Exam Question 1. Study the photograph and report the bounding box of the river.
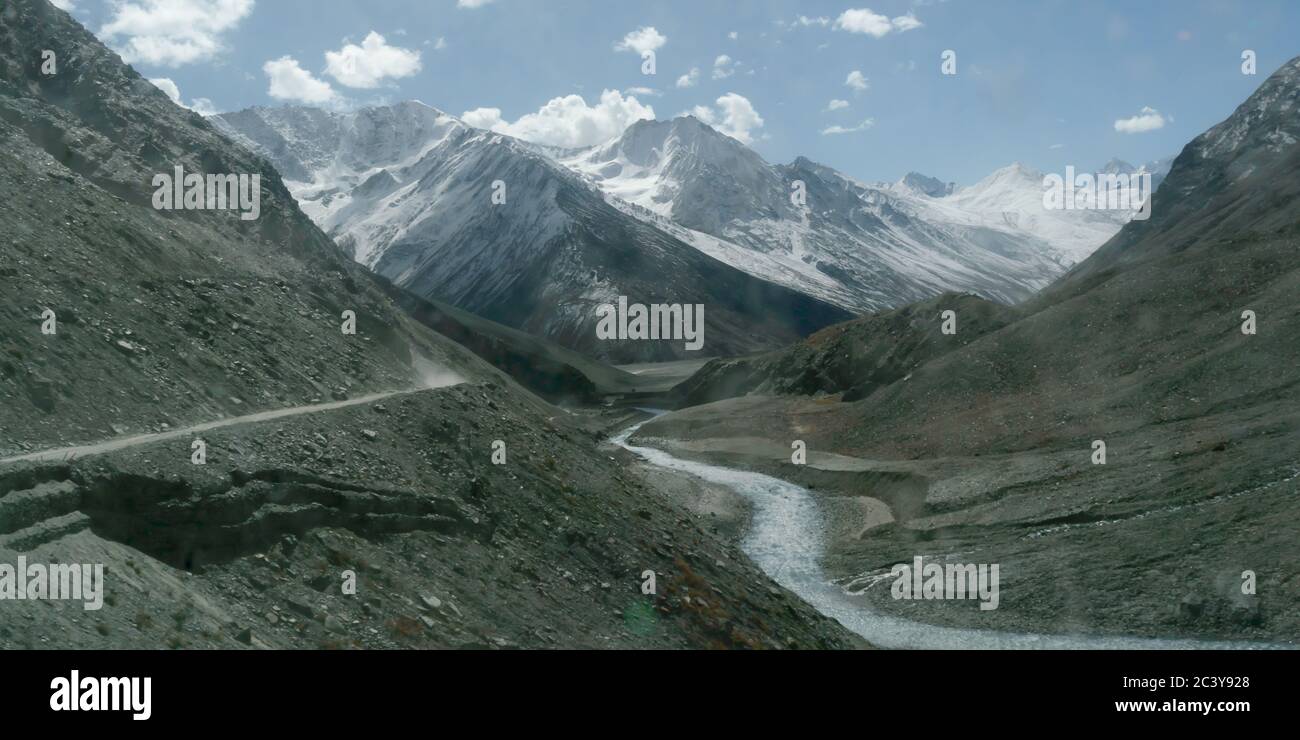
[613,419,1283,650]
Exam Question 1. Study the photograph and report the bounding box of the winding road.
[1,361,465,467]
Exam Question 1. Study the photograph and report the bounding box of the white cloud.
[434,37,447,50]
[462,89,654,148]
[845,70,869,92]
[821,117,875,135]
[712,54,736,80]
[461,107,505,130]
[149,77,181,102]
[728,31,739,40]
[1113,106,1169,134]
[49,0,78,10]
[795,16,830,27]
[188,97,219,116]
[833,8,924,38]
[676,67,700,88]
[263,56,337,104]
[1049,143,1065,150]
[824,99,849,112]
[614,26,667,55]
[457,0,495,7]
[99,0,255,67]
[891,14,924,32]
[324,32,421,89]
[690,93,764,145]
[148,77,217,114]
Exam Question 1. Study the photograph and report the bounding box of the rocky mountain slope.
[0,2,487,457]
[639,56,1300,642]
[2,384,861,650]
[213,104,851,363]
[673,293,1018,407]
[0,0,861,650]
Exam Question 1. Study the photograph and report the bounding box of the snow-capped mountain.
[214,101,1162,351]
[212,103,851,362]
[556,117,1146,311]
[1098,156,1174,190]
[897,172,956,198]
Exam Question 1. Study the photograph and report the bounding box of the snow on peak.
[897,172,954,198]
[217,98,1152,318]
[1197,55,1300,159]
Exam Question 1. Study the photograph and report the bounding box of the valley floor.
[633,395,1300,646]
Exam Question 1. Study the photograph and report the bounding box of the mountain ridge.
[214,104,853,363]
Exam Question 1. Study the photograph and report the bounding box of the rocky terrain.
[0,0,864,650]
[637,55,1300,643]
[1,384,861,649]
[673,293,1018,407]
[381,283,647,405]
[0,0,488,456]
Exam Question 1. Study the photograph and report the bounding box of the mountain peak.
[976,161,1042,185]
[672,114,714,131]
[1196,55,1300,160]
[1100,158,1137,175]
[1055,54,1300,291]
[898,171,955,197]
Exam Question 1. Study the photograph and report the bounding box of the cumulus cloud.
[676,67,700,88]
[460,108,505,130]
[263,56,337,104]
[614,26,667,55]
[689,93,764,145]
[824,99,849,112]
[148,77,218,115]
[728,31,739,40]
[150,77,182,101]
[99,0,255,67]
[1113,106,1169,134]
[462,89,654,148]
[324,31,422,88]
[456,0,495,7]
[49,0,78,10]
[712,54,736,80]
[833,8,924,37]
[625,86,661,97]
[845,70,869,92]
[821,117,875,135]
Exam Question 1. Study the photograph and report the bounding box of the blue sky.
[55,0,1300,184]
